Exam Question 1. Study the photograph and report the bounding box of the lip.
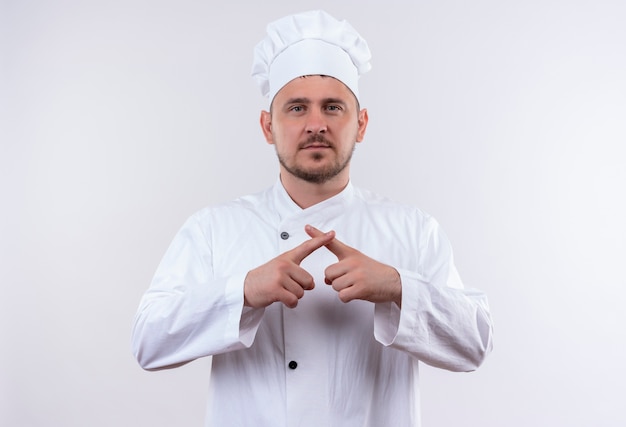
[301,143,331,149]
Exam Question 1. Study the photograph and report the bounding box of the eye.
[326,105,343,112]
[289,105,305,112]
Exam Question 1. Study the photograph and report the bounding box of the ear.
[260,110,274,145]
[356,108,368,143]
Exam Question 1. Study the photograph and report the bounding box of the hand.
[244,229,336,309]
[305,225,402,307]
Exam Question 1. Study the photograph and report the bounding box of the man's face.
[260,75,368,184]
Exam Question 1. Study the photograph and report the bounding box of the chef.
[132,10,493,427]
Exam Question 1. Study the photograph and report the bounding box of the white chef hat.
[251,10,372,104]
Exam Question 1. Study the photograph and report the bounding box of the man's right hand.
[243,228,336,308]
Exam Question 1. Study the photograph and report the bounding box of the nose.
[305,110,327,134]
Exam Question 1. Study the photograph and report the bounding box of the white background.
[2,0,625,425]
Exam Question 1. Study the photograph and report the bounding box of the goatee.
[277,135,355,184]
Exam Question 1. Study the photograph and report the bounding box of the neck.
[279,170,350,209]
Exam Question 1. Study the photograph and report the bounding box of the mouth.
[300,135,333,150]
[301,143,331,150]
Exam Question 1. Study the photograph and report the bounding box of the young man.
[132,10,493,426]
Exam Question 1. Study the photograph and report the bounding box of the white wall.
[2,1,625,425]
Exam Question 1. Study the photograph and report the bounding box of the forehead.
[272,75,357,107]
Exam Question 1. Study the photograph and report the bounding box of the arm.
[374,220,493,372]
[131,214,262,370]
[306,222,493,372]
[131,215,337,371]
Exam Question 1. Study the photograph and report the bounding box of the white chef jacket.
[132,180,493,427]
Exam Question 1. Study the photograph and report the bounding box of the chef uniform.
[132,10,493,427]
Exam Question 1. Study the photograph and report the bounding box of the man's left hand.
[305,225,402,308]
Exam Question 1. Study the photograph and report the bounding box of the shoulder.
[351,185,437,228]
[186,186,276,229]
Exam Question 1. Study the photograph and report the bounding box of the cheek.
[276,125,301,144]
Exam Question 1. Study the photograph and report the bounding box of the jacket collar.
[272,178,354,222]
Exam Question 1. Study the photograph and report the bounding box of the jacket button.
[288,360,298,370]
[280,232,290,240]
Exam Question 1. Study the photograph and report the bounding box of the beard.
[276,134,355,184]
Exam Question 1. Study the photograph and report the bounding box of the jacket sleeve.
[373,216,493,372]
[131,213,264,370]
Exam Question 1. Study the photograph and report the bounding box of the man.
[132,10,493,427]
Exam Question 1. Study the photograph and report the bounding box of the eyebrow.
[284,97,311,105]
[284,97,348,106]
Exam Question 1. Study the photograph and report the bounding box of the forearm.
[131,273,263,370]
[374,269,493,372]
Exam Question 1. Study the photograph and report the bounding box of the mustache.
[299,134,333,149]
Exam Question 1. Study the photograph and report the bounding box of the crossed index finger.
[304,224,353,260]
[287,229,336,264]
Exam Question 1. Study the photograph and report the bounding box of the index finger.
[287,230,336,264]
[305,225,353,260]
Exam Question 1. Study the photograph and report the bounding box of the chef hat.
[251,10,372,104]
